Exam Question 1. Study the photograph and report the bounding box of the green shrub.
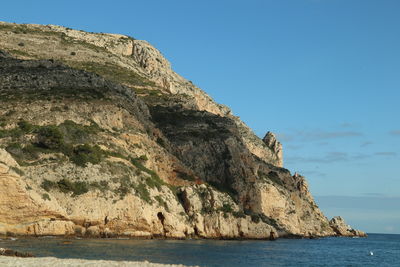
[5,142,23,155]
[10,166,24,176]
[136,155,148,161]
[116,184,130,198]
[0,118,6,127]
[56,178,75,193]
[17,120,35,132]
[41,179,56,192]
[134,183,151,203]
[90,180,109,192]
[59,120,101,143]
[219,203,233,213]
[0,126,24,139]
[69,144,103,167]
[71,181,89,196]
[57,178,89,196]
[6,143,41,165]
[131,157,164,190]
[42,193,51,201]
[232,211,246,218]
[22,144,46,159]
[156,137,166,148]
[37,125,64,149]
[41,178,88,196]
[2,121,108,167]
[145,176,164,191]
[176,170,195,182]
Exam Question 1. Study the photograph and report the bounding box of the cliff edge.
[0,22,364,239]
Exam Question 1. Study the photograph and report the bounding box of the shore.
[0,256,192,267]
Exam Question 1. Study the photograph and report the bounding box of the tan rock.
[329,216,366,237]
[0,22,360,240]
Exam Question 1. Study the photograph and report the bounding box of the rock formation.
[263,132,283,167]
[329,216,367,237]
[0,21,363,239]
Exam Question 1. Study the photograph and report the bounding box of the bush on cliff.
[36,125,64,149]
[69,144,103,167]
[41,178,89,196]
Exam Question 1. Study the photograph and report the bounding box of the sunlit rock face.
[0,22,363,238]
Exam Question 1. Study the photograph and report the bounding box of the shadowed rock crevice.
[0,22,365,239]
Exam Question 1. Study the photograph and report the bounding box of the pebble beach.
[0,256,191,267]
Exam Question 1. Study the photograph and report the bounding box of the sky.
[1,0,399,234]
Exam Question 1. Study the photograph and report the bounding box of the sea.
[1,234,399,266]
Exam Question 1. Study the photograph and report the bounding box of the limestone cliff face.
[329,216,366,237]
[0,22,362,238]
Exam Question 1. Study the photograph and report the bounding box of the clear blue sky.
[2,0,399,234]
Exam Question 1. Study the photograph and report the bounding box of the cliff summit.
[0,21,364,239]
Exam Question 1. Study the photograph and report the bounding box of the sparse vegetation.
[130,157,165,190]
[321,221,330,231]
[36,126,64,149]
[134,183,151,203]
[90,180,110,193]
[41,178,89,196]
[42,193,51,201]
[244,209,280,228]
[219,203,233,213]
[156,137,166,148]
[2,120,107,166]
[10,166,24,176]
[175,170,195,182]
[207,181,238,202]
[66,61,156,87]
[154,195,169,211]
[0,85,107,102]
[232,210,246,218]
[258,170,284,186]
[69,144,104,167]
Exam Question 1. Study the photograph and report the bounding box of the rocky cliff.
[0,22,364,239]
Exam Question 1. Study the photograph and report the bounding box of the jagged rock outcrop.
[0,22,364,239]
[263,132,283,167]
[329,216,367,237]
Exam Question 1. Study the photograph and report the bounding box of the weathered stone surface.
[263,132,283,167]
[329,216,367,237]
[0,22,364,239]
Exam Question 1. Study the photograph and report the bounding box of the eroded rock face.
[263,132,283,167]
[0,22,364,239]
[329,216,367,237]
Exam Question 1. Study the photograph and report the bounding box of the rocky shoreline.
[0,247,192,267]
[0,256,192,267]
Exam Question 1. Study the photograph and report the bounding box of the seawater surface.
[1,234,399,266]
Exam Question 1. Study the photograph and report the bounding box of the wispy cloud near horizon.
[375,152,397,156]
[286,151,349,164]
[389,130,400,136]
[360,141,373,147]
[277,130,363,143]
